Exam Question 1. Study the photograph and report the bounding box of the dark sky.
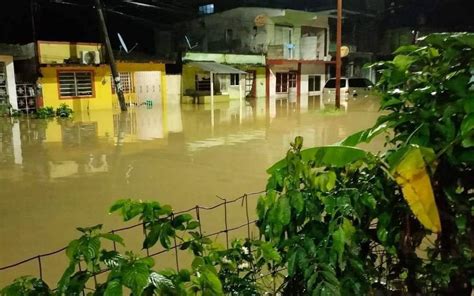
[1,0,473,47]
[0,0,195,54]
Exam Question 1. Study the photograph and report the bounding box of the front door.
[134,71,162,105]
[245,70,256,97]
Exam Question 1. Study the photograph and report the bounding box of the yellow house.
[37,41,169,111]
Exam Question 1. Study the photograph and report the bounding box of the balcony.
[267,44,299,60]
[267,38,327,61]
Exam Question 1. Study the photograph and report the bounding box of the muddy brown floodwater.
[0,97,383,286]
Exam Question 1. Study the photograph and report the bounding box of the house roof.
[189,62,247,74]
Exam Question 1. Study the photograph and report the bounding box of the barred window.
[111,72,132,94]
[58,71,93,98]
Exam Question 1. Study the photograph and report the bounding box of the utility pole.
[94,0,127,112]
[335,0,342,109]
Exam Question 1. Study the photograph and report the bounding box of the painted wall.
[38,41,103,64]
[39,62,166,111]
[0,55,18,109]
[166,74,182,99]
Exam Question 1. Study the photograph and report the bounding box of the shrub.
[35,106,55,119]
[56,104,73,118]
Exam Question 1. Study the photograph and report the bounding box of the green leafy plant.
[35,106,55,119]
[256,32,474,295]
[0,276,51,296]
[55,104,73,118]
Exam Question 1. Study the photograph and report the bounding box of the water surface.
[0,97,382,285]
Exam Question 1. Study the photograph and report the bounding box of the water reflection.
[0,96,382,285]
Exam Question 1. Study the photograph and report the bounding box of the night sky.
[1,0,473,49]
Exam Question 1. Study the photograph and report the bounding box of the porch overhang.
[188,62,247,74]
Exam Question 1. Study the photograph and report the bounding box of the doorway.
[134,71,162,105]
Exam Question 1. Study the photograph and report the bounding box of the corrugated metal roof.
[189,62,247,74]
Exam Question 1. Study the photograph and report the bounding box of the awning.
[189,62,247,74]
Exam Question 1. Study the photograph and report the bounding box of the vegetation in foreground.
[1,33,473,295]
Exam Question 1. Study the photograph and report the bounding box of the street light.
[335,0,342,109]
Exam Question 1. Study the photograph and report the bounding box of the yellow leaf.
[394,148,441,233]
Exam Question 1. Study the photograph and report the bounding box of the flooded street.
[0,97,381,285]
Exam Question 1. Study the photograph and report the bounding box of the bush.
[56,104,73,118]
[35,106,55,119]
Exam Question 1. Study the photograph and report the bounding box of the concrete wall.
[0,55,18,109]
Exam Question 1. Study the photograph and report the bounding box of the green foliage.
[35,107,55,119]
[369,32,474,294]
[33,104,73,119]
[56,104,74,118]
[0,276,51,296]
[259,136,398,295]
[0,103,11,117]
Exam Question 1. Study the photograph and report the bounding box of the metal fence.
[0,191,266,289]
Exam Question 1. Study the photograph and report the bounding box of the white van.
[321,77,378,110]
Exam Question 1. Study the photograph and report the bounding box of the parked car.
[321,77,379,111]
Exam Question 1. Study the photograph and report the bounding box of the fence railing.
[0,190,266,288]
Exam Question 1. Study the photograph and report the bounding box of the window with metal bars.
[58,71,94,98]
[111,72,133,94]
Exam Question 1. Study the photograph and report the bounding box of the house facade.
[181,7,332,105]
[181,52,266,103]
[37,41,169,111]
